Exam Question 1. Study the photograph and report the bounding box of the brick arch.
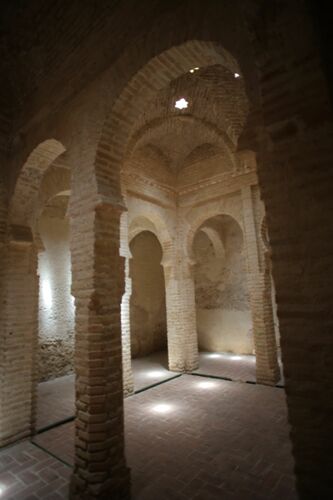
[9,139,66,228]
[94,40,256,203]
[260,215,270,251]
[183,143,227,169]
[128,213,173,264]
[37,166,71,219]
[129,144,171,171]
[126,114,237,171]
[186,207,244,261]
[0,179,7,243]
[200,227,225,260]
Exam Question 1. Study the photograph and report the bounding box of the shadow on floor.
[36,350,283,432]
[30,374,296,500]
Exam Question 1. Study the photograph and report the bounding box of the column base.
[70,466,131,500]
[122,366,134,397]
[123,382,134,397]
[185,360,199,372]
[0,428,32,449]
[256,364,281,386]
[168,359,199,373]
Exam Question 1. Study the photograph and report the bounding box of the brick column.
[69,198,130,499]
[120,212,134,396]
[0,225,38,446]
[241,186,280,385]
[163,256,199,372]
[254,4,333,495]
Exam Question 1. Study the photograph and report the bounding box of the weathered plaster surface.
[129,231,167,357]
[194,221,253,354]
[38,213,74,381]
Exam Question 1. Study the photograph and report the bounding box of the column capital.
[161,254,196,269]
[94,194,127,213]
[9,224,34,246]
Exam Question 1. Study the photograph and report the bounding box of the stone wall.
[129,231,167,357]
[38,210,74,381]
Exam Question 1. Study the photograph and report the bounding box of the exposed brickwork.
[0,234,38,446]
[0,140,68,447]
[30,375,296,500]
[120,211,135,396]
[252,2,333,496]
[0,180,7,243]
[37,165,70,219]
[9,140,66,228]
[0,440,71,499]
[241,185,280,385]
[69,150,129,497]
[164,264,199,372]
[0,2,332,498]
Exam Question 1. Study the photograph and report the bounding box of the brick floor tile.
[1,364,295,500]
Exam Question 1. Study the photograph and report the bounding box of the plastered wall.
[38,211,74,381]
[129,231,167,357]
[193,217,253,354]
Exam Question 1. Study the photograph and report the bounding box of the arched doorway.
[192,214,256,381]
[36,189,75,431]
[0,3,330,497]
[0,139,67,446]
[129,231,171,390]
[194,215,251,352]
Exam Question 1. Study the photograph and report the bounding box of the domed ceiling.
[123,64,249,188]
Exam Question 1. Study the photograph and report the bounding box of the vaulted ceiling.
[124,64,249,187]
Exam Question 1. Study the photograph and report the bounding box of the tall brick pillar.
[241,186,280,385]
[120,212,134,396]
[163,256,199,372]
[0,225,38,446]
[69,196,130,499]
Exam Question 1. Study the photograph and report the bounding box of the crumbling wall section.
[193,221,252,354]
[38,209,74,381]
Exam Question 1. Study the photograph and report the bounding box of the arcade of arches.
[0,1,332,499]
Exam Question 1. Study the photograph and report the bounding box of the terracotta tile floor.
[132,351,175,392]
[0,441,70,499]
[36,352,174,430]
[37,375,75,430]
[1,374,297,499]
[124,376,295,500]
[195,351,284,386]
[36,351,285,431]
[195,351,257,382]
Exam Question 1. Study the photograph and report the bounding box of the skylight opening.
[189,66,200,73]
[234,72,240,79]
[174,97,189,110]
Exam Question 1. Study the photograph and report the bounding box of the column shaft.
[69,203,130,499]
[164,259,198,372]
[0,228,38,446]
[242,186,280,385]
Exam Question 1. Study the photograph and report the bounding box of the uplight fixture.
[146,370,166,378]
[197,380,217,389]
[152,403,173,414]
[207,353,222,359]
